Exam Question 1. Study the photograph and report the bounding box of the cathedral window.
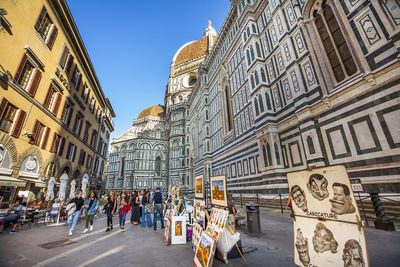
[255,42,262,58]
[251,75,255,89]
[262,145,268,167]
[250,45,255,61]
[265,91,272,111]
[254,99,260,115]
[246,50,251,65]
[120,157,125,177]
[274,143,281,165]
[155,157,161,176]
[313,2,357,83]
[258,95,264,113]
[267,143,273,166]
[254,70,259,85]
[261,68,267,82]
[252,24,257,34]
[224,86,233,132]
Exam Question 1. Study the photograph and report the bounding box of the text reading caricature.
[307,173,329,201]
[329,183,356,215]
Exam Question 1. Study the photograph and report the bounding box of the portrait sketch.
[295,228,310,266]
[312,223,338,253]
[307,173,329,201]
[330,183,356,215]
[343,239,365,267]
[291,185,308,212]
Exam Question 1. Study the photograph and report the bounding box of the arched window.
[274,143,281,165]
[266,143,273,166]
[243,32,247,41]
[207,141,210,152]
[155,156,161,175]
[250,45,255,61]
[120,157,125,177]
[258,95,264,113]
[247,27,250,36]
[307,136,316,155]
[206,126,210,135]
[262,145,268,167]
[254,70,259,84]
[261,68,266,82]
[246,50,251,65]
[224,86,233,131]
[250,75,255,89]
[314,3,357,83]
[265,92,272,110]
[254,100,260,115]
[255,42,261,58]
[205,110,209,120]
[252,24,257,34]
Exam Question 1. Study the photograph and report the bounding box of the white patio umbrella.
[81,176,89,198]
[58,173,69,202]
[45,177,56,201]
[69,180,76,199]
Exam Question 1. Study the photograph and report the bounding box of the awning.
[20,178,47,188]
[0,176,27,187]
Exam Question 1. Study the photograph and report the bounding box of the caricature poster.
[287,165,369,267]
[293,217,369,267]
[287,165,360,223]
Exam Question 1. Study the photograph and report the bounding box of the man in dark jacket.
[151,187,165,230]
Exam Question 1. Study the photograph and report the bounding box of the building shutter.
[47,25,58,50]
[65,55,74,74]
[50,133,57,153]
[59,137,65,156]
[28,69,42,97]
[72,145,77,162]
[66,109,73,126]
[43,85,53,108]
[41,127,50,149]
[34,6,46,31]
[53,94,62,116]
[59,46,69,68]
[66,142,71,159]
[11,110,26,137]
[13,54,28,83]
[0,98,9,119]
[30,120,39,144]
[68,63,76,81]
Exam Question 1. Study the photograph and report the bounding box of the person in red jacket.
[117,192,130,232]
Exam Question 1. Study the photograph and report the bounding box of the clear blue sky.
[66,0,231,141]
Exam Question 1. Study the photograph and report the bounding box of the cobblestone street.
[0,210,399,267]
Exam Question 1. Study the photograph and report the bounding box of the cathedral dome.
[137,105,165,119]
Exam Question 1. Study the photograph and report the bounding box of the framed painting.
[205,207,228,242]
[195,175,204,199]
[171,215,187,245]
[194,199,205,226]
[287,165,360,223]
[210,175,228,207]
[192,222,203,252]
[194,232,217,267]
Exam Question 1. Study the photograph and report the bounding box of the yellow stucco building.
[0,0,114,206]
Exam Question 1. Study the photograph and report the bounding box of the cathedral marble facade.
[108,0,400,195]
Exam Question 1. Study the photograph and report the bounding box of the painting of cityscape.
[195,175,204,199]
[194,232,216,267]
[210,176,227,207]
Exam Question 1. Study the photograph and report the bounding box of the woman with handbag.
[141,191,153,228]
[105,191,116,232]
[117,192,130,232]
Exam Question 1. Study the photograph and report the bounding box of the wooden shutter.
[41,127,50,149]
[53,94,62,116]
[59,46,69,68]
[68,63,76,81]
[59,137,65,156]
[13,54,27,83]
[50,133,57,153]
[66,108,73,126]
[66,142,71,159]
[72,145,76,162]
[0,98,9,119]
[30,120,39,144]
[28,69,42,97]
[47,25,58,50]
[11,110,26,137]
[65,55,74,74]
[43,85,53,108]
[34,6,46,31]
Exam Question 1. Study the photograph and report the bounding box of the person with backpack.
[105,191,117,232]
[151,187,165,230]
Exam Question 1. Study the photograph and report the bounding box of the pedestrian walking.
[105,191,117,232]
[151,187,165,230]
[141,191,153,228]
[117,192,130,231]
[138,190,143,224]
[67,190,84,236]
[131,191,140,225]
[82,191,99,234]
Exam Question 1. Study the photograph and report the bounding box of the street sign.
[350,178,363,192]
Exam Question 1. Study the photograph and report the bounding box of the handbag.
[144,204,150,214]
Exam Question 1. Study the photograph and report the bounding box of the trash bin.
[246,202,261,235]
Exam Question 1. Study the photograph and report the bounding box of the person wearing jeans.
[151,187,165,230]
[117,192,130,231]
[82,191,99,234]
[67,191,84,236]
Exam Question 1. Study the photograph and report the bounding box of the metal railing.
[235,193,289,214]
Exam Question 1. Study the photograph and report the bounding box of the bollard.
[370,192,395,231]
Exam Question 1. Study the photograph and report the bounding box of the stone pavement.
[0,210,399,267]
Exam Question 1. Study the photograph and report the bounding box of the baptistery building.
[108,0,400,195]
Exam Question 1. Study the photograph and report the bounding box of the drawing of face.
[312,223,338,253]
[343,240,364,267]
[295,229,310,267]
[307,174,329,200]
[291,185,308,212]
[330,183,355,215]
